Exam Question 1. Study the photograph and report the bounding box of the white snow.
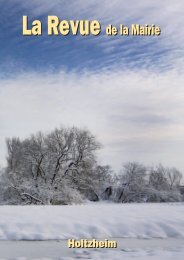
[0,203,184,241]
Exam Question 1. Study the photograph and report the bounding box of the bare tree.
[115,162,147,203]
[166,167,182,190]
[3,126,101,205]
[149,164,169,191]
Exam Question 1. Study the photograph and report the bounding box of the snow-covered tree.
[114,162,148,203]
[3,126,101,205]
[110,162,183,203]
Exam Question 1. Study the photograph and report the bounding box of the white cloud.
[1,0,184,172]
[1,68,184,172]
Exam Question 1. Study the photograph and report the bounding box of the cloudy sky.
[0,0,184,171]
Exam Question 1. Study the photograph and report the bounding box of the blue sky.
[0,0,183,74]
[0,0,184,171]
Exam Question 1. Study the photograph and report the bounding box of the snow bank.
[0,203,183,240]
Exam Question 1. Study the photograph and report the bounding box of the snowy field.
[0,203,184,240]
[0,203,184,259]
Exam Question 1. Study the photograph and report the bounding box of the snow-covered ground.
[0,203,184,259]
[0,203,184,240]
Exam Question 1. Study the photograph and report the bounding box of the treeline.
[0,126,183,205]
[106,162,183,203]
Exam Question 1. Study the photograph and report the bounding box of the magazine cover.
[0,1,184,259]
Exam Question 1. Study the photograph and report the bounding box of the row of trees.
[0,126,183,205]
[109,162,183,203]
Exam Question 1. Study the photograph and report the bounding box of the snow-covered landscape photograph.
[0,0,184,259]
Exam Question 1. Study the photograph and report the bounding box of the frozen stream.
[0,238,184,259]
